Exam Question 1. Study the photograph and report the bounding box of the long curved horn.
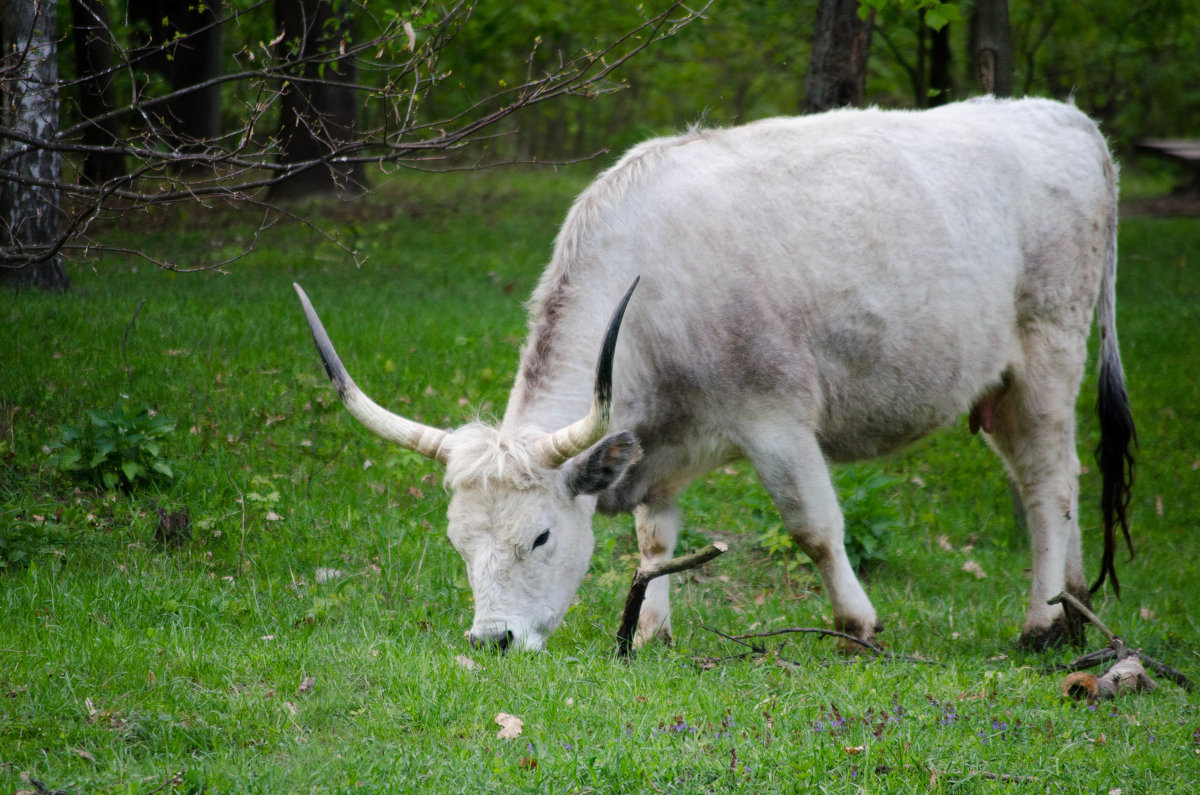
[294,283,449,464]
[533,277,639,468]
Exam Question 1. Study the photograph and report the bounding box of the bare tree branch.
[1,1,705,274]
[616,542,728,657]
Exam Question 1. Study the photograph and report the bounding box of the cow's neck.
[501,278,629,438]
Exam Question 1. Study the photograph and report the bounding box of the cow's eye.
[532,529,551,549]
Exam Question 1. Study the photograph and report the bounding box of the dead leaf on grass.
[962,560,987,579]
[71,747,97,763]
[936,535,953,552]
[297,675,316,695]
[495,712,524,739]
[455,655,481,671]
[315,568,343,584]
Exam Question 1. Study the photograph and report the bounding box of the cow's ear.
[563,431,642,496]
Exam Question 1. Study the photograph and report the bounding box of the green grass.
[2,167,1199,793]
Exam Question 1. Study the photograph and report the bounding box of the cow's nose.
[468,629,514,652]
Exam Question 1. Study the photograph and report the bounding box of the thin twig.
[1047,590,1115,643]
[226,472,247,576]
[120,298,147,376]
[703,626,941,666]
[144,769,185,795]
[722,626,884,655]
[700,624,758,650]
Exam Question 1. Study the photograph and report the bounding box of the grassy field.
[2,167,1199,793]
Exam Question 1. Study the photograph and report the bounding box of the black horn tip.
[293,283,352,397]
[595,277,640,405]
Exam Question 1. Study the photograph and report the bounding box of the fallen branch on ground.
[1062,657,1157,701]
[615,542,728,657]
[708,625,883,654]
[702,625,938,665]
[1046,590,1194,699]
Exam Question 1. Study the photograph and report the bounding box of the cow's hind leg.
[743,423,879,643]
[633,499,681,647]
[987,352,1090,649]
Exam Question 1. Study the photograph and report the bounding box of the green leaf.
[151,460,175,479]
[924,3,960,32]
[121,460,147,482]
[102,471,119,489]
[56,448,83,469]
[57,424,83,443]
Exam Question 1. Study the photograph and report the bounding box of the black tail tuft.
[1090,357,1136,596]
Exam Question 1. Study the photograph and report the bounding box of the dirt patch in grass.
[1122,192,1200,218]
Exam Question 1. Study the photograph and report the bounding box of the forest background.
[4,3,1200,791]
[2,0,1199,290]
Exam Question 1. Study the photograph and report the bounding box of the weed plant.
[1,167,1198,792]
[45,402,177,490]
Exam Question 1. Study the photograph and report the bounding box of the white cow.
[296,97,1135,652]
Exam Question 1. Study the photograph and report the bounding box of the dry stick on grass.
[120,297,147,377]
[1047,591,1195,694]
[711,625,883,654]
[615,542,728,657]
[704,625,938,665]
[226,472,249,576]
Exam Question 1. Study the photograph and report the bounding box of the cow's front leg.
[633,500,680,647]
[746,424,880,644]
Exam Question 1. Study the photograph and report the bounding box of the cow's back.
[514,99,1115,488]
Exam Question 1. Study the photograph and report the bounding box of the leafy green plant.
[757,465,901,573]
[836,465,902,572]
[46,403,177,489]
[0,515,48,570]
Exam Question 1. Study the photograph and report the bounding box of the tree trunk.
[972,0,1013,96]
[804,0,875,114]
[270,0,366,199]
[1,0,68,291]
[128,0,223,150]
[71,0,126,183]
[165,2,224,149]
[929,22,954,106]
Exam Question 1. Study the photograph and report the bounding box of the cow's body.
[299,97,1134,652]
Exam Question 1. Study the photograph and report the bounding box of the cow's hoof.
[1020,588,1090,650]
[834,617,883,653]
[1017,614,1086,651]
[634,619,673,649]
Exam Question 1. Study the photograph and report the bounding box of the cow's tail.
[1091,169,1136,597]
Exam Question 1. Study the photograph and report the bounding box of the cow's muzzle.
[468,629,514,653]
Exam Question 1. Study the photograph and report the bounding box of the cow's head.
[293,281,640,651]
